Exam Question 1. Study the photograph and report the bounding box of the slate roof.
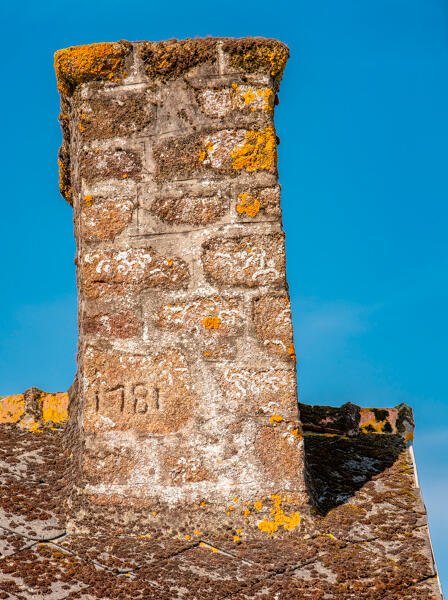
[0,390,442,599]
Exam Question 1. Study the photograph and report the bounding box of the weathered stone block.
[80,248,190,299]
[198,84,274,118]
[235,186,281,218]
[83,311,140,339]
[77,92,154,140]
[155,295,243,337]
[202,234,286,287]
[82,347,196,434]
[149,193,228,225]
[253,295,295,360]
[80,146,142,183]
[217,368,298,418]
[154,126,277,180]
[80,196,136,241]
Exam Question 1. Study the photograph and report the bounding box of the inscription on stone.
[95,384,161,416]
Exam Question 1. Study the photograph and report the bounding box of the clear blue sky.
[1,0,446,587]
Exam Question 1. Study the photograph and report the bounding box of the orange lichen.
[198,141,214,163]
[231,126,276,173]
[199,542,219,553]
[58,157,72,205]
[288,342,296,363]
[54,41,131,96]
[223,39,289,92]
[244,509,251,517]
[291,428,302,439]
[202,316,221,329]
[257,495,301,534]
[243,89,256,104]
[84,195,93,207]
[165,258,173,266]
[122,173,128,179]
[0,394,25,424]
[233,535,240,542]
[41,392,69,424]
[404,431,414,444]
[236,193,261,217]
[270,414,283,424]
[254,501,263,511]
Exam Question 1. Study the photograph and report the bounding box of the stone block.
[77,92,154,140]
[149,193,228,226]
[217,368,299,418]
[83,311,140,339]
[80,248,190,299]
[202,233,286,287]
[80,196,136,241]
[80,146,142,183]
[82,347,197,434]
[198,84,274,118]
[155,295,243,337]
[234,185,281,218]
[253,295,295,360]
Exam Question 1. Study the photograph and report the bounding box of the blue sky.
[0,0,447,587]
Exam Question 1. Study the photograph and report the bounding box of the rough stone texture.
[54,36,305,538]
[0,395,442,599]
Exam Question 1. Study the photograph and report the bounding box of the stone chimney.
[55,37,306,537]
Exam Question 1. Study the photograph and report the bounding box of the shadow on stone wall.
[299,402,410,515]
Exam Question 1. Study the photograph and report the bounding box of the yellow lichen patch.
[320,533,335,539]
[202,316,221,329]
[200,501,207,507]
[270,414,283,424]
[231,126,276,173]
[198,141,214,163]
[41,393,69,424]
[20,420,43,434]
[0,395,25,424]
[257,495,301,534]
[84,194,93,207]
[233,497,239,503]
[236,193,261,217]
[122,173,128,179]
[194,530,201,535]
[78,123,85,133]
[288,343,296,363]
[243,89,256,104]
[184,535,191,540]
[361,418,385,434]
[404,431,414,444]
[244,509,251,518]
[290,428,302,439]
[203,352,210,357]
[165,258,173,266]
[254,501,263,511]
[54,41,131,96]
[233,535,240,542]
